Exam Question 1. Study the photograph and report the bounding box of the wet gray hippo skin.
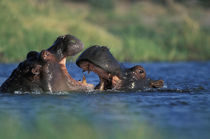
[0,35,93,93]
[76,45,164,91]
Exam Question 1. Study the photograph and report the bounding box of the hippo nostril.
[58,36,65,40]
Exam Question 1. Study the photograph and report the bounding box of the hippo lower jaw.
[42,50,94,92]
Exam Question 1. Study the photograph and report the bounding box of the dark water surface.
[0,62,210,139]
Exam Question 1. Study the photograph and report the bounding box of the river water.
[0,62,209,139]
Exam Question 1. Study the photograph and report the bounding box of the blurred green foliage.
[0,113,167,139]
[69,0,114,9]
[0,0,209,62]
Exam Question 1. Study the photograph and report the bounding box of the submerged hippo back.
[76,46,124,77]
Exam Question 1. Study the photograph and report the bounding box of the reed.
[0,0,209,62]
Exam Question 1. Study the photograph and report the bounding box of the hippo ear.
[26,51,39,60]
[31,65,41,75]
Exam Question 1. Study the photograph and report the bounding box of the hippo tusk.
[99,81,104,91]
[82,74,87,84]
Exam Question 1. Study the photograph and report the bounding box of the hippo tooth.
[82,75,87,84]
[131,82,135,89]
[99,81,104,91]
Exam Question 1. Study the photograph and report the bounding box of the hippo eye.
[70,39,76,44]
[139,70,144,74]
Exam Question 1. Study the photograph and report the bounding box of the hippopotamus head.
[76,45,164,91]
[0,51,43,92]
[0,34,93,93]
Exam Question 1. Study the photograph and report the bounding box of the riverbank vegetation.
[0,0,209,62]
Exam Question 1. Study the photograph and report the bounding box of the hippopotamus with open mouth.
[0,35,93,93]
[76,45,164,91]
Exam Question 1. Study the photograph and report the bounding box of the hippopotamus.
[0,35,93,93]
[76,45,164,91]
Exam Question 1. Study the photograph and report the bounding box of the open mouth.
[77,60,115,90]
[39,35,95,92]
[76,45,125,91]
[76,45,165,91]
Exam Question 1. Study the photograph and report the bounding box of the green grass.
[0,0,209,62]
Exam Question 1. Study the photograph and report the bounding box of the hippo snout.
[48,34,84,61]
[64,34,84,56]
